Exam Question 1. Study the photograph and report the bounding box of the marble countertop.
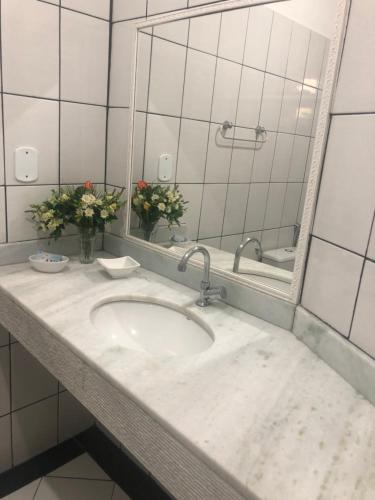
[0,255,374,500]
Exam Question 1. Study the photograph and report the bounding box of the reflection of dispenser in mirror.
[158,153,173,182]
[15,147,38,183]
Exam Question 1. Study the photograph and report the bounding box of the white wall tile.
[278,226,294,248]
[3,95,59,185]
[0,415,11,473]
[288,135,310,182]
[261,228,279,250]
[218,9,248,64]
[109,22,134,107]
[296,85,317,136]
[236,66,264,129]
[0,99,3,186]
[278,80,302,134]
[61,10,109,105]
[198,238,221,250]
[368,224,375,261]
[179,183,203,240]
[58,391,93,442]
[148,0,187,15]
[113,0,147,21]
[132,112,146,182]
[176,120,209,183]
[264,183,286,230]
[211,58,242,124]
[271,133,294,182]
[229,130,255,183]
[333,0,375,113]
[106,108,130,188]
[148,37,186,116]
[259,74,284,131]
[189,13,221,55]
[0,188,6,243]
[12,396,58,466]
[266,13,292,78]
[304,138,314,182]
[302,237,364,336]
[0,347,10,417]
[198,184,227,239]
[11,343,57,411]
[350,260,375,358]
[2,0,59,98]
[36,477,114,500]
[7,185,58,242]
[135,33,152,112]
[62,0,110,19]
[281,182,302,227]
[304,32,327,88]
[205,124,232,183]
[244,183,268,232]
[221,234,243,254]
[243,6,273,71]
[286,23,310,83]
[251,131,276,183]
[222,184,249,236]
[144,114,180,183]
[60,102,106,184]
[154,19,189,46]
[312,90,322,136]
[182,49,216,122]
[313,115,375,255]
[297,182,307,223]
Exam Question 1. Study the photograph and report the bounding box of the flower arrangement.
[131,181,187,241]
[27,181,125,262]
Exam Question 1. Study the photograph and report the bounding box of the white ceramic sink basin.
[91,298,214,357]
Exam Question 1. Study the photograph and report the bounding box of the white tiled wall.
[0,0,106,475]
[0,0,110,245]
[0,325,94,473]
[126,5,327,250]
[302,0,375,360]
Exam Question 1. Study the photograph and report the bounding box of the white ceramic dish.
[29,254,69,273]
[97,256,141,279]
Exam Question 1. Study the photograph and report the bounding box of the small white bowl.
[29,254,69,273]
[97,256,140,279]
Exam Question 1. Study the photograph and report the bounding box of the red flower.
[83,180,93,190]
[137,180,148,189]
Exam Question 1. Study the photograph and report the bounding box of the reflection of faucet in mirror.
[177,246,227,307]
[233,238,263,273]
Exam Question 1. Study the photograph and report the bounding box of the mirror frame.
[123,0,350,304]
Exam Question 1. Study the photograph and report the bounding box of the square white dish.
[97,256,141,279]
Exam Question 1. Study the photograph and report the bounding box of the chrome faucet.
[177,246,227,307]
[233,237,263,273]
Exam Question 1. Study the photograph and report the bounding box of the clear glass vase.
[140,220,158,242]
[79,226,96,264]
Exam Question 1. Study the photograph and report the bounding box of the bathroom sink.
[91,298,214,357]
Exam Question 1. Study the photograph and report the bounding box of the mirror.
[127,0,342,297]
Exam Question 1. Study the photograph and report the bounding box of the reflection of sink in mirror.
[127,0,333,296]
[169,244,293,293]
[91,298,214,358]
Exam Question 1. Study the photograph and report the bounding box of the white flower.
[41,210,54,222]
[85,208,94,217]
[151,194,159,202]
[158,203,166,212]
[100,210,109,219]
[81,194,96,206]
[60,193,70,201]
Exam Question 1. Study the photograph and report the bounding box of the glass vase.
[140,221,158,242]
[79,226,96,264]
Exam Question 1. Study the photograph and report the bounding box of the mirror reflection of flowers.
[132,181,187,241]
[26,181,125,263]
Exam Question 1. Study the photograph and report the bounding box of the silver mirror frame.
[122,0,350,304]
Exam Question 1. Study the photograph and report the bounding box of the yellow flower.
[60,193,70,201]
[144,202,151,210]
[100,210,109,219]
